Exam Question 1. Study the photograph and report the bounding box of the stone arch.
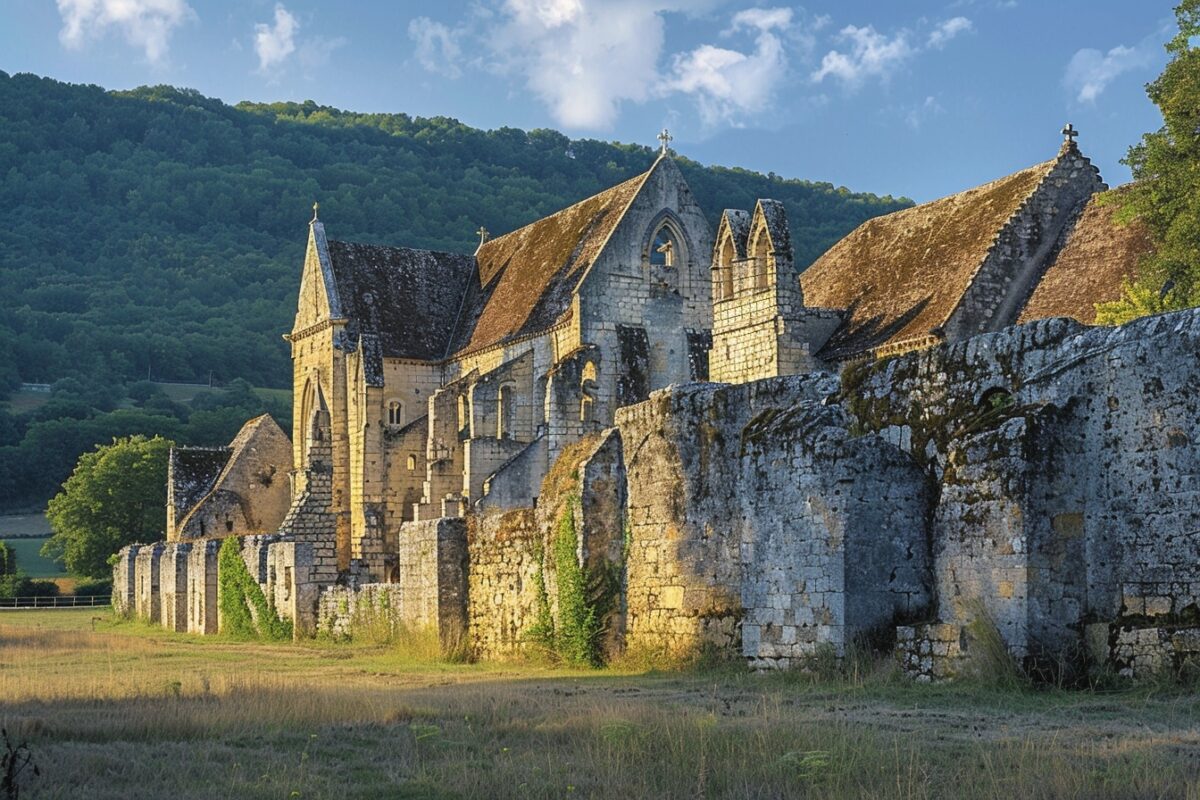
[642,210,693,291]
[580,361,598,424]
[977,386,1015,412]
[749,223,771,290]
[299,375,328,464]
[387,399,404,428]
[497,382,517,439]
[715,233,736,300]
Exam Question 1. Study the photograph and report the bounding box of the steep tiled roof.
[802,159,1057,359]
[324,240,475,361]
[447,166,653,355]
[1017,190,1153,325]
[169,446,230,518]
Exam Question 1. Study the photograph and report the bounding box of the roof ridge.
[478,165,654,255]
[940,148,1092,332]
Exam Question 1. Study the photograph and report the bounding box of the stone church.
[121,128,1200,681]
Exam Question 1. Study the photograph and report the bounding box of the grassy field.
[2,536,66,578]
[1,611,1199,799]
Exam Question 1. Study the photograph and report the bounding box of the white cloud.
[811,16,973,89]
[664,6,795,125]
[927,16,972,49]
[409,17,463,79]
[486,0,687,129]
[728,7,792,34]
[1064,43,1154,104]
[56,0,194,64]
[254,4,299,73]
[811,25,914,88]
[904,95,944,130]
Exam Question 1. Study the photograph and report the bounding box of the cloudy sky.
[1,0,1176,201]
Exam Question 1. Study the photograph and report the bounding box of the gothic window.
[650,225,677,268]
[387,400,404,428]
[717,236,735,300]
[751,227,770,290]
[497,383,515,439]
[457,394,470,439]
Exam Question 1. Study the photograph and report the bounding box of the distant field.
[2,536,65,578]
[3,388,52,413]
[1,611,1199,799]
[0,513,51,538]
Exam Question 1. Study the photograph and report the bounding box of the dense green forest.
[0,69,910,511]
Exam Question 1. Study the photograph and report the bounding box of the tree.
[1100,0,1200,322]
[43,435,172,578]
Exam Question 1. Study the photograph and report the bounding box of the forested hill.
[0,70,910,393]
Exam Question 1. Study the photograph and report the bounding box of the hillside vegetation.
[0,70,910,511]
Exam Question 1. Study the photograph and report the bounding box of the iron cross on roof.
[1062,123,1079,144]
[657,128,673,155]
[476,226,489,246]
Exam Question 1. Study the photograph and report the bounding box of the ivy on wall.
[217,537,292,641]
[526,494,617,667]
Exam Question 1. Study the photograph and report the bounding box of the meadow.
[1,609,1199,799]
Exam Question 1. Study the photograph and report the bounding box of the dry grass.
[3,610,1200,799]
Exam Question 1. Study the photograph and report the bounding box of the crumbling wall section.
[467,509,543,660]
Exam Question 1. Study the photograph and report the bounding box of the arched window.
[751,227,770,290]
[650,224,677,268]
[387,400,404,428]
[457,394,470,437]
[717,235,735,300]
[497,383,515,439]
[406,454,417,471]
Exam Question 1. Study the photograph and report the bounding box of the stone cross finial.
[312,201,320,221]
[1062,123,1079,145]
[477,226,490,246]
[657,128,673,155]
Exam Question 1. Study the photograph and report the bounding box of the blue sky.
[0,0,1177,201]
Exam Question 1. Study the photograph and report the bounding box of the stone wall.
[112,544,139,616]
[160,543,191,633]
[615,374,929,666]
[134,543,163,624]
[467,509,543,660]
[186,540,220,634]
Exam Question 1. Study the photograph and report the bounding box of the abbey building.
[118,129,1200,682]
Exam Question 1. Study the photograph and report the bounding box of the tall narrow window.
[497,383,514,439]
[580,362,598,425]
[751,229,770,290]
[387,400,404,427]
[717,236,735,299]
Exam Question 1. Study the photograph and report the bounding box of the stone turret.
[708,200,843,383]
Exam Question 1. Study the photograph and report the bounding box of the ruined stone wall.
[160,543,191,633]
[112,544,139,616]
[614,375,929,665]
[847,310,1200,665]
[466,509,543,660]
[134,543,163,624]
[186,540,219,634]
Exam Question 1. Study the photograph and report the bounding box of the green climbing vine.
[217,537,293,642]
[523,494,621,667]
[553,500,601,666]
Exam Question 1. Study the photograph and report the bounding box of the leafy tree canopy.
[1099,0,1200,323]
[43,435,172,579]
